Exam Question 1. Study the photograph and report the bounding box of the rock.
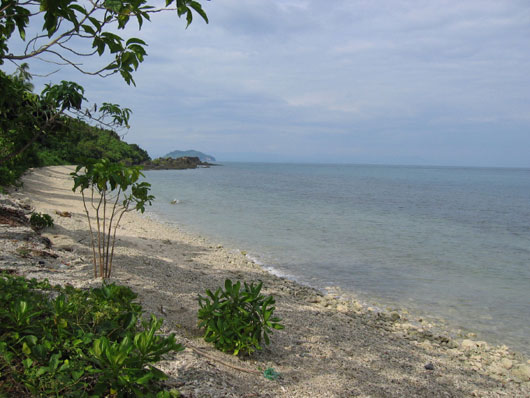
[512,364,530,382]
[55,210,71,217]
[501,358,513,370]
[461,339,475,349]
[390,312,400,321]
[424,362,435,371]
[461,339,487,350]
[418,340,432,349]
[336,304,349,313]
[56,245,73,252]
[142,156,213,170]
[487,363,507,375]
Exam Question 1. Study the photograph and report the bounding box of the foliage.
[29,212,54,230]
[36,118,151,167]
[0,0,208,85]
[0,0,207,186]
[197,279,284,356]
[0,69,45,185]
[0,68,145,187]
[71,159,154,278]
[0,273,183,397]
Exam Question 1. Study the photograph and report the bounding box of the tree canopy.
[0,0,208,84]
[0,0,208,186]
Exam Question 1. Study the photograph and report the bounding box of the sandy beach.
[2,165,529,397]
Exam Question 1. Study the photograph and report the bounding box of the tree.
[72,159,154,278]
[0,0,208,85]
[0,67,132,181]
[0,0,208,183]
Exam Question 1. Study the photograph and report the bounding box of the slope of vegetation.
[36,119,150,168]
[0,70,150,187]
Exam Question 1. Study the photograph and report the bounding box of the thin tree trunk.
[81,191,98,278]
[105,188,122,278]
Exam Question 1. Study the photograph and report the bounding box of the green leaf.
[135,372,154,385]
[126,37,147,46]
[22,358,33,369]
[82,24,95,35]
[59,359,70,372]
[49,353,60,370]
[36,366,49,377]
[104,0,122,13]
[22,342,31,355]
[72,369,84,381]
[189,1,209,23]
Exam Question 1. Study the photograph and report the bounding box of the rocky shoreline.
[141,156,216,170]
[1,166,529,397]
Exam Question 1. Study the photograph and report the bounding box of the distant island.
[164,150,216,163]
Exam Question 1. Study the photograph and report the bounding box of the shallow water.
[144,163,530,355]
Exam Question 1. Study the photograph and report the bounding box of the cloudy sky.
[13,0,530,166]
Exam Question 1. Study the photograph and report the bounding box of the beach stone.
[307,295,321,303]
[56,245,73,252]
[336,304,349,313]
[390,312,400,321]
[501,358,513,370]
[351,301,363,311]
[512,365,530,382]
[487,363,507,375]
[418,340,432,349]
[461,339,487,350]
[424,362,435,371]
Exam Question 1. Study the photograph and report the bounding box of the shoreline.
[143,204,527,359]
[2,165,530,397]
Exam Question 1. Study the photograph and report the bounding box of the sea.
[143,163,530,356]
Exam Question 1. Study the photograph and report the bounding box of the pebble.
[512,364,530,382]
[501,358,513,370]
[424,362,435,371]
[487,363,506,375]
[461,339,487,350]
[390,312,400,321]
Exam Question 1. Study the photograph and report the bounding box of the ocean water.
[144,163,530,355]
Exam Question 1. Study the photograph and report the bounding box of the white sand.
[5,165,529,397]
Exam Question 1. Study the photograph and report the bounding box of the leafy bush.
[0,274,182,397]
[71,160,154,278]
[29,212,54,230]
[197,279,284,356]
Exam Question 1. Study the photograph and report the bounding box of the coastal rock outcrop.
[141,156,215,170]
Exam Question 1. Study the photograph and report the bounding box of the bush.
[29,212,54,230]
[0,274,182,397]
[71,160,154,278]
[197,279,284,356]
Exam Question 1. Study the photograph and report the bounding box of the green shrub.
[29,212,54,230]
[72,160,154,278]
[0,274,182,397]
[197,279,284,356]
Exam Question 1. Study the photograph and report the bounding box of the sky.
[8,0,530,167]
